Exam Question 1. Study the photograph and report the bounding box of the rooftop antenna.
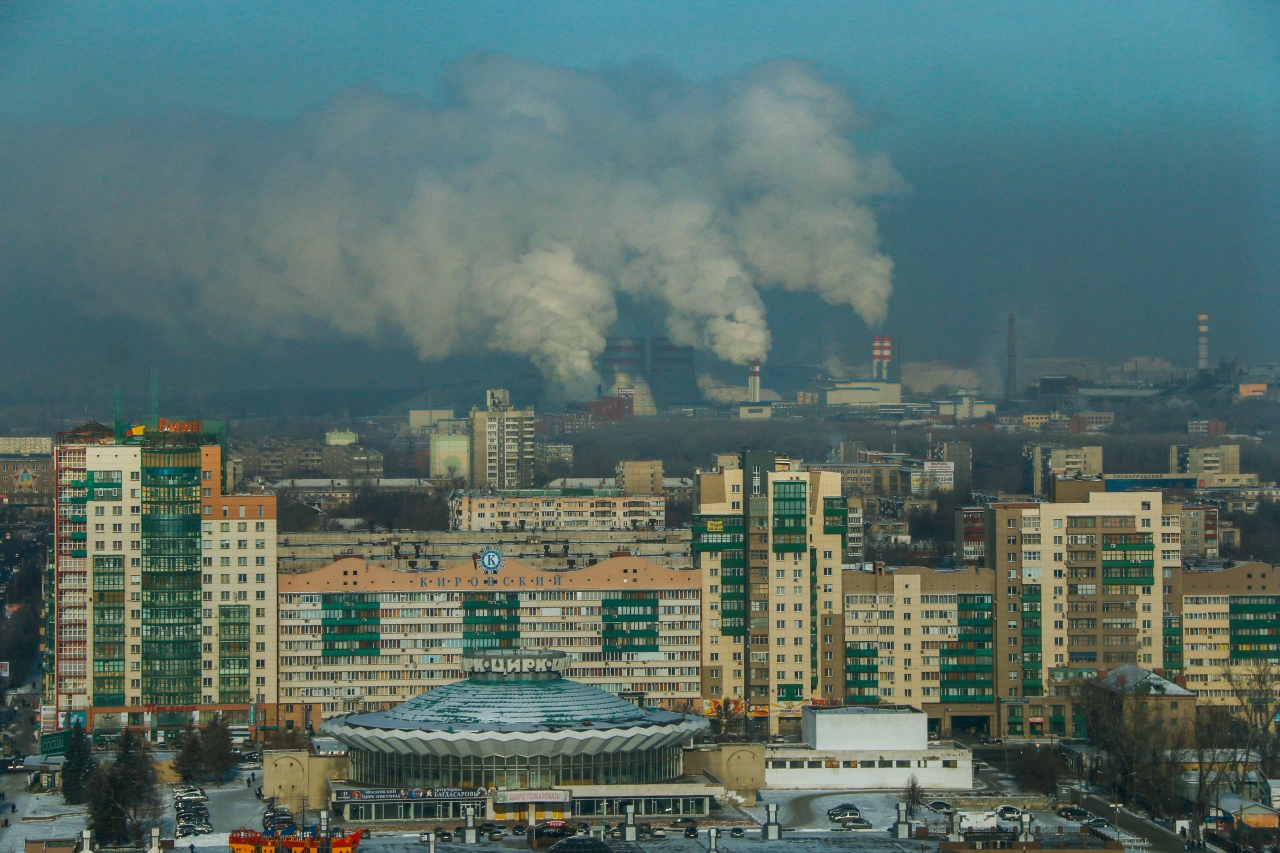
[113,389,122,441]
[150,367,159,424]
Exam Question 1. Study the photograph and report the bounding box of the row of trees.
[172,715,237,783]
[61,713,251,845]
[61,724,162,847]
[1081,661,1280,846]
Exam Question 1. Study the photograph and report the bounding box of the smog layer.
[0,53,903,398]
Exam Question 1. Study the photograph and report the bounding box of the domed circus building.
[317,649,717,823]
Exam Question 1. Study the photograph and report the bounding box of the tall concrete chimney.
[1006,314,1017,401]
[747,358,761,403]
[1197,311,1209,371]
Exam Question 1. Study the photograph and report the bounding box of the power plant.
[747,358,761,403]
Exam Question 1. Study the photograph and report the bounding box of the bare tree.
[1186,706,1239,848]
[900,774,925,818]
[1223,659,1280,779]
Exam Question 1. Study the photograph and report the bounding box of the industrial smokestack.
[1006,314,1017,401]
[872,335,892,380]
[748,358,761,403]
[1197,311,1209,372]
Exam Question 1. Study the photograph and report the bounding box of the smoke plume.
[0,53,903,398]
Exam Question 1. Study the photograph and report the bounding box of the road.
[1080,793,1186,853]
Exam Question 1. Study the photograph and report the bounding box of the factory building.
[649,337,701,409]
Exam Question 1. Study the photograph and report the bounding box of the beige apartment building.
[449,489,665,532]
[469,389,536,489]
[692,452,845,734]
[1172,562,1280,706]
[617,460,665,496]
[1171,444,1240,476]
[275,556,702,732]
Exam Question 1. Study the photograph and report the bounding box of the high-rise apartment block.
[45,421,277,744]
[469,389,536,489]
[617,460,664,496]
[692,452,844,734]
[822,490,1168,739]
[1024,445,1103,495]
[1170,444,1240,476]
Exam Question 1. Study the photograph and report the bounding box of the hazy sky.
[0,1,1277,407]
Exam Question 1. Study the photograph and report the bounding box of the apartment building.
[1024,445,1103,495]
[692,452,845,734]
[275,556,701,732]
[45,421,277,746]
[449,489,665,532]
[1167,503,1220,561]
[1174,562,1279,706]
[0,436,54,506]
[819,490,1169,740]
[1171,444,1240,476]
[617,460,664,496]
[469,389,536,489]
[984,490,1171,738]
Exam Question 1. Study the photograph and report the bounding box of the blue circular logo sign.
[478,547,504,574]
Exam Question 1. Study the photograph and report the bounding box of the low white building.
[764,705,972,790]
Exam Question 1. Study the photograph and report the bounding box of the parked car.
[1056,807,1089,821]
[843,818,873,830]
[650,828,666,839]
[511,826,526,837]
[1085,818,1113,830]
[996,806,1025,820]
[729,827,745,838]
[436,831,453,842]
[827,803,859,818]
[929,801,953,812]
[829,810,861,823]
[683,827,699,839]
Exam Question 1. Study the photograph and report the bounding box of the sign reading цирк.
[460,655,567,675]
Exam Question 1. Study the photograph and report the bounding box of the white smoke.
[0,53,903,398]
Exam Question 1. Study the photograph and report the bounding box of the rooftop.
[1095,665,1195,697]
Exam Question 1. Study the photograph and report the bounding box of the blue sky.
[0,1,1276,399]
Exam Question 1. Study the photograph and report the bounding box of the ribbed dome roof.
[327,648,700,735]
[343,676,669,732]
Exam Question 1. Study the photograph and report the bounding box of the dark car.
[436,831,453,842]
[672,818,698,829]
[929,800,953,812]
[1085,818,1113,830]
[827,803,859,817]
[683,827,699,839]
[1056,807,1089,821]
[511,826,527,837]
[729,827,745,838]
